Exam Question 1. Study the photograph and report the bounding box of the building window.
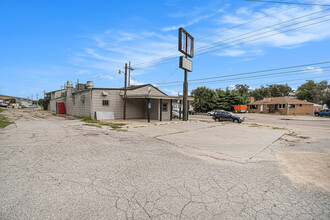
[299,104,302,107]
[102,100,109,106]
[289,104,295,109]
[250,105,257,109]
[162,103,168,112]
[279,104,286,109]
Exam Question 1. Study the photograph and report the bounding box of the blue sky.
[1,0,330,99]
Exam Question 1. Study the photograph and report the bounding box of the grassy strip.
[0,114,13,128]
[82,116,126,131]
[272,127,285,130]
[52,113,75,120]
[83,123,102,128]
[0,108,6,113]
[82,116,99,123]
[249,123,262,127]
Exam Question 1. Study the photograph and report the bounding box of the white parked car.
[172,111,180,118]
[0,101,8,107]
[207,109,224,116]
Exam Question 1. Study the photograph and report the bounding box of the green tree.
[234,84,250,104]
[215,89,230,110]
[249,86,270,101]
[234,84,250,95]
[191,87,216,112]
[214,88,248,111]
[296,80,317,102]
[268,84,292,97]
[296,80,330,106]
[38,99,44,106]
[313,80,330,107]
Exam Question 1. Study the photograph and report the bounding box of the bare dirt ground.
[0,108,329,219]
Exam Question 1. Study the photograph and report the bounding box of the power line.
[195,1,317,41]
[145,1,308,55]
[132,1,317,68]
[159,67,180,83]
[245,0,330,7]
[133,4,325,68]
[154,61,330,85]
[195,9,330,53]
[156,68,330,88]
[211,76,330,90]
[189,68,330,86]
[133,11,330,69]
[160,74,330,90]
[196,17,330,57]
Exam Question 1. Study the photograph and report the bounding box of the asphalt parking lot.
[0,109,329,219]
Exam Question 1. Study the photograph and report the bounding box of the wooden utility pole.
[124,63,127,120]
[119,64,128,120]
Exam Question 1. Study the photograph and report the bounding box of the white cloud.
[71,29,180,79]
[130,78,144,86]
[163,88,180,96]
[197,4,330,57]
[98,74,114,80]
[69,3,330,83]
[304,66,324,73]
[162,14,214,32]
[215,49,246,57]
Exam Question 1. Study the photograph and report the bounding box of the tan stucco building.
[45,81,177,121]
[248,97,317,115]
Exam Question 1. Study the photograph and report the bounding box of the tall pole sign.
[178,27,194,121]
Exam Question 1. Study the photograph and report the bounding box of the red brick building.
[248,97,316,115]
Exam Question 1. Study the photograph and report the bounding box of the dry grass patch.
[82,117,126,131]
[0,114,13,128]
[83,123,102,128]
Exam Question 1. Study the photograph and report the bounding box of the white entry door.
[260,104,263,112]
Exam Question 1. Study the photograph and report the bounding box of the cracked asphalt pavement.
[0,109,329,219]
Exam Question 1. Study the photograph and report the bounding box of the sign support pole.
[178,27,193,122]
[183,59,188,121]
[183,30,188,121]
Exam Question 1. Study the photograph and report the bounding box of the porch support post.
[147,98,151,123]
[170,99,173,121]
[179,100,182,120]
[160,99,163,121]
